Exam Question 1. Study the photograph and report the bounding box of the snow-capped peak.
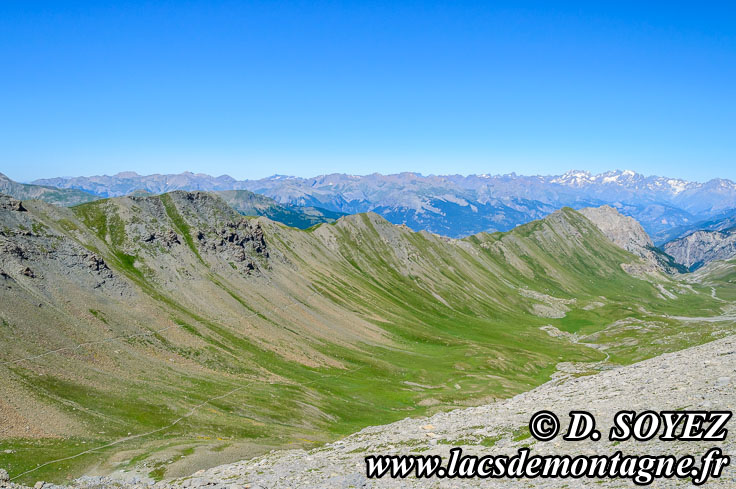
[551,170,593,186]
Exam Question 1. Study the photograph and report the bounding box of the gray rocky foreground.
[4,335,735,489]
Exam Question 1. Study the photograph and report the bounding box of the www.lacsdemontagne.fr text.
[365,446,729,485]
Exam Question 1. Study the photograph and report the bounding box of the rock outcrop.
[0,195,26,212]
[578,206,652,254]
[197,220,268,271]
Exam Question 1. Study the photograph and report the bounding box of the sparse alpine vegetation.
[0,191,733,485]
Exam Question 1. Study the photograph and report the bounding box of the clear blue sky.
[1,1,735,182]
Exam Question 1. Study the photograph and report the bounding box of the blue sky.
[1,1,735,182]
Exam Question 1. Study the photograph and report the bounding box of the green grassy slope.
[0,194,732,484]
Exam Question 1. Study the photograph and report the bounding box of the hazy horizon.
[6,167,735,186]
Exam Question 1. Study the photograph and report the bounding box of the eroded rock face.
[579,205,653,255]
[579,205,681,274]
[664,229,736,271]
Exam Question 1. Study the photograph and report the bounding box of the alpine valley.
[1,183,735,486]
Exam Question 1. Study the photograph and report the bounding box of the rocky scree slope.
[0,192,732,484]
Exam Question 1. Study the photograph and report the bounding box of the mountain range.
[30,170,736,243]
[8,168,736,271]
